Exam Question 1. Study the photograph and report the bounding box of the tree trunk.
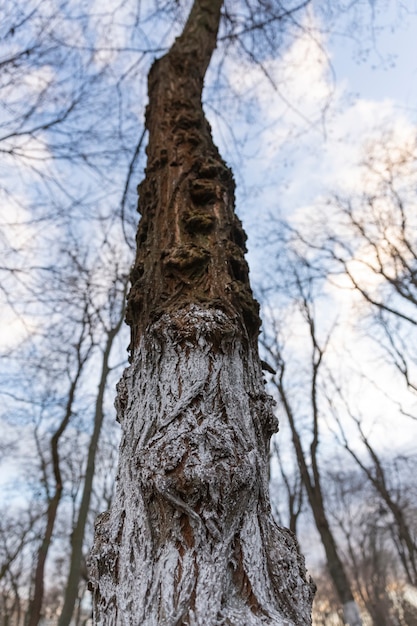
[89,1,314,624]
[276,377,362,626]
[59,307,125,626]
[28,368,82,626]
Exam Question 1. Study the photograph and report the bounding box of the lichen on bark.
[89,0,315,623]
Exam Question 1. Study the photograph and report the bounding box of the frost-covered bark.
[91,307,313,624]
[89,0,314,623]
[343,600,362,626]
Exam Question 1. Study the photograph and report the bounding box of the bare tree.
[0,234,131,623]
[89,1,315,624]
[331,401,417,588]
[324,466,408,626]
[59,275,127,626]
[0,509,42,625]
[290,131,417,407]
[28,313,94,626]
[260,249,362,625]
[258,124,417,623]
[270,437,305,536]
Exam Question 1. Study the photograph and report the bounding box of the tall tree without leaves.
[89,0,314,624]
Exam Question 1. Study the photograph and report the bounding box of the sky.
[1,0,416,505]
[329,2,417,107]
[1,1,415,439]
[205,5,417,292]
[208,5,417,461]
[221,5,417,231]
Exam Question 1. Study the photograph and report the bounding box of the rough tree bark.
[89,1,314,624]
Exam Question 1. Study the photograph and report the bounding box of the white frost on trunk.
[90,305,313,625]
[343,600,362,626]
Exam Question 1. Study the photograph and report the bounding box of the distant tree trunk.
[28,329,89,626]
[89,1,314,624]
[270,350,363,626]
[59,304,125,626]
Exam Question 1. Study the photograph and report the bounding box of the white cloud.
[243,12,417,457]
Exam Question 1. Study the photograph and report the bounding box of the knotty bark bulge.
[90,1,314,624]
[126,1,260,347]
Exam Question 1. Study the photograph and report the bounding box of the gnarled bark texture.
[89,1,314,623]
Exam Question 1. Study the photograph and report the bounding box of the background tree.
[0,235,130,624]
[59,274,127,626]
[287,130,417,410]
[332,401,417,588]
[260,122,417,625]
[325,466,408,626]
[260,259,362,626]
[28,310,94,626]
